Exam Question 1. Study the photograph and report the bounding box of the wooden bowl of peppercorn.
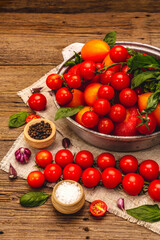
[24,118,56,149]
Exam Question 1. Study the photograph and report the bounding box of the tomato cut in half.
[26,114,41,123]
[89,200,107,217]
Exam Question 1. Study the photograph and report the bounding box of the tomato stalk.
[97,62,126,74]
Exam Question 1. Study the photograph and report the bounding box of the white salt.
[55,182,81,204]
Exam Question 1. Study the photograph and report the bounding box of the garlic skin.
[9,164,17,179]
[15,147,31,164]
[117,198,125,211]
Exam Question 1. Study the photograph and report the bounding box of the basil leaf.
[131,71,160,89]
[142,90,160,114]
[126,48,138,56]
[9,112,29,128]
[20,192,51,207]
[126,204,160,223]
[64,52,83,66]
[54,105,84,121]
[103,31,116,49]
[64,60,76,67]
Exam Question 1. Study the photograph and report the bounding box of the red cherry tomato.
[95,62,104,71]
[79,60,96,81]
[97,153,116,170]
[26,114,41,123]
[110,45,128,63]
[148,180,160,202]
[55,87,73,106]
[63,163,82,182]
[93,98,111,116]
[139,160,159,182]
[98,117,114,134]
[134,87,144,95]
[82,168,101,188]
[46,74,63,90]
[68,63,81,75]
[55,149,74,168]
[109,104,126,123]
[122,173,144,195]
[121,65,133,79]
[44,163,62,182]
[35,150,53,168]
[102,167,122,189]
[28,93,47,111]
[75,150,94,169]
[89,200,107,217]
[111,72,130,91]
[63,73,72,83]
[98,85,115,101]
[119,88,137,107]
[137,114,157,135]
[67,75,81,89]
[119,155,138,174]
[82,111,99,128]
[27,171,45,188]
[99,70,115,84]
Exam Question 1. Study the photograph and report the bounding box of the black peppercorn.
[28,121,52,140]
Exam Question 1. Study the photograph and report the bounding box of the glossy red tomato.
[89,200,107,217]
[68,63,81,75]
[27,171,45,188]
[79,60,96,81]
[134,87,144,95]
[63,163,82,182]
[109,104,126,123]
[111,72,130,91]
[102,167,122,189]
[44,163,62,182]
[119,88,137,107]
[46,73,63,90]
[75,150,94,169]
[110,45,128,63]
[26,114,40,123]
[82,168,101,188]
[82,111,99,128]
[148,180,160,202]
[98,117,114,134]
[121,65,133,79]
[97,153,116,170]
[55,149,74,168]
[122,173,144,195]
[95,62,104,71]
[99,69,115,84]
[28,93,47,111]
[119,155,138,174]
[139,160,159,182]
[93,98,111,116]
[63,73,72,83]
[137,114,157,135]
[35,150,53,168]
[67,75,81,89]
[98,85,115,101]
[55,87,73,106]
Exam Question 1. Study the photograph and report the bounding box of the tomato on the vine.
[75,150,94,169]
[28,93,47,111]
[102,167,122,189]
[93,98,111,116]
[82,111,99,128]
[110,45,128,63]
[109,104,126,123]
[148,180,160,202]
[79,60,96,81]
[122,173,144,195]
[98,118,114,134]
[46,73,63,90]
[121,65,133,79]
[119,88,137,107]
[97,152,116,170]
[82,168,101,188]
[63,163,82,182]
[55,149,74,168]
[99,69,115,85]
[67,75,81,89]
[137,114,157,135]
[44,163,62,182]
[35,150,53,168]
[95,62,104,71]
[27,171,45,188]
[111,72,130,91]
[89,200,107,217]
[119,155,138,174]
[139,160,159,182]
[55,87,73,106]
[26,114,41,123]
[98,85,115,101]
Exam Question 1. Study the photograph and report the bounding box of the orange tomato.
[138,92,160,126]
[102,54,121,72]
[84,83,102,106]
[75,106,94,126]
[66,89,85,107]
[81,39,110,63]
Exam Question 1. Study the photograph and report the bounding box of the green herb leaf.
[9,112,29,128]
[64,60,76,67]
[54,105,84,121]
[131,71,160,89]
[103,31,116,49]
[142,90,160,114]
[20,192,51,207]
[64,52,83,66]
[126,204,160,223]
[126,48,138,56]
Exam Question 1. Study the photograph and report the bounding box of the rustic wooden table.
[0,1,160,239]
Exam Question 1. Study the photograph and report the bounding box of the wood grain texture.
[0,9,160,240]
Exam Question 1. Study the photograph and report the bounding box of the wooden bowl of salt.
[51,180,85,214]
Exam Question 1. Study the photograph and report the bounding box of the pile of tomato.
[27,148,160,202]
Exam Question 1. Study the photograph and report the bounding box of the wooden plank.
[0,0,160,13]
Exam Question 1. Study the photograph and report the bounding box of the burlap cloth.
[1,43,160,234]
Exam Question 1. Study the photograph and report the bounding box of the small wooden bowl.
[24,118,56,149]
[51,180,85,214]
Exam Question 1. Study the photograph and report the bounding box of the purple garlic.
[62,138,71,148]
[15,147,31,164]
[9,164,17,179]
[117,198,125,211]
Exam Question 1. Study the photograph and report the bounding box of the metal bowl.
[55,41,160,152]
